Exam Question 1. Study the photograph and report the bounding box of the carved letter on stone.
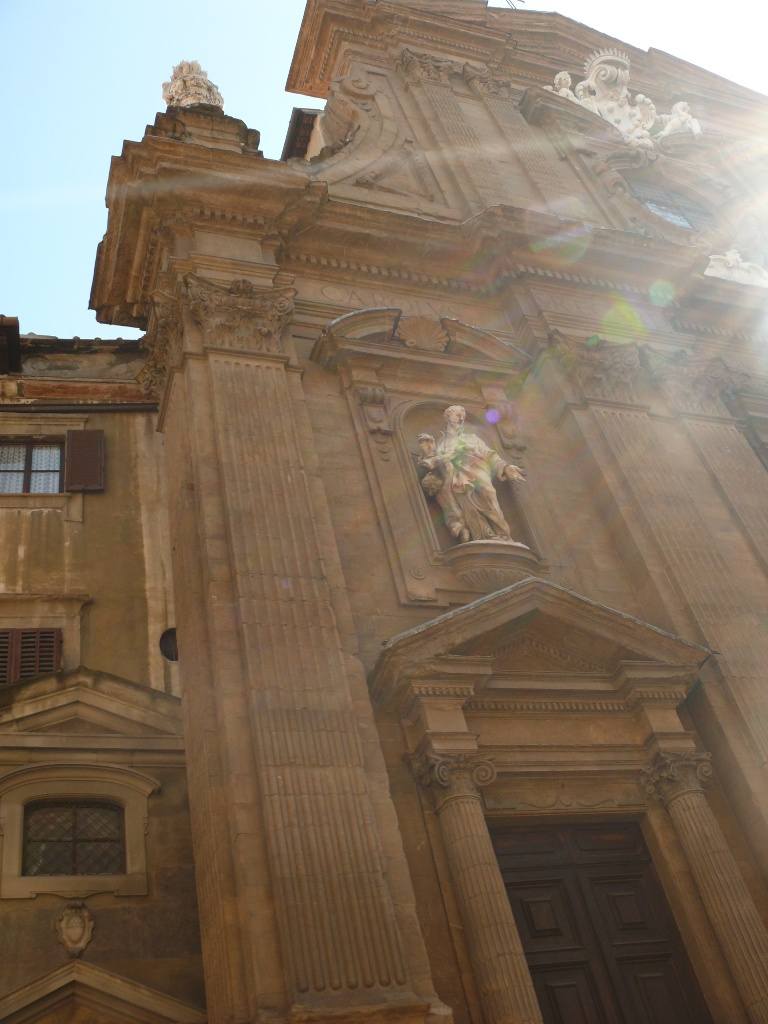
[416,405,525,545]
[55,902,94,958]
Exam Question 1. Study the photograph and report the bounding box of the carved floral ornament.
[551,330,762,415]
[544,50,701,150]
[162,60,224,110]
[642,751,713,805]
[138,299,183,397]
[185,275,296,355]
[412,752,497,796]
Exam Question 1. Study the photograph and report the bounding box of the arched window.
[23,800,125,877]
[628,179,711,231]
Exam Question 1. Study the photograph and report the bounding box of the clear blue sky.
[1,0,765,340]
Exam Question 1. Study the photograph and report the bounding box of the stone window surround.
[0,413,87,521]
[0,763,159,898]
[0,593,90,674]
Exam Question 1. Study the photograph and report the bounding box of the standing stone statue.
[417,405,524,544]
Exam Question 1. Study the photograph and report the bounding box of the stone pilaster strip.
[591,404,768,761]
[171,276,417,1009]
[645,753,768,1023]
[415,754,543,1024]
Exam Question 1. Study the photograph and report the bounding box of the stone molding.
[185,274,295,355]
[642,751,713,805]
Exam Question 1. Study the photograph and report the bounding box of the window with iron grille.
[23,801,125,876]
[0,440,63,493]
[0,628,61,684]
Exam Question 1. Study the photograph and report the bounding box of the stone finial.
[162,60,223,109]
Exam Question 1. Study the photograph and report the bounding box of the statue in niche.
[416,406,525,545]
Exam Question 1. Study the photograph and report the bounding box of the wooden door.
[492,822,713,1024]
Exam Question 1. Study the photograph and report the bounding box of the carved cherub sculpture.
[417,406,525,545]
[545,71,578,102]
[656,101,701,140]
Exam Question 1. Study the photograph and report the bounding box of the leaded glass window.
[23,801,125,876]
[0,440,63,493]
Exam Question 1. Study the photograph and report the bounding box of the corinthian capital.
[138,298,183,397]
[642,751,713,805]
[185,275,296,356]
[412,752,497,801]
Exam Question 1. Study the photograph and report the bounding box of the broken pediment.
[312,306,530,369]
[0,960,206,1024]
[0,667,182,739]
[370,577,710,711]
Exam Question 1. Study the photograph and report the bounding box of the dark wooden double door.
[492,822,713,1024]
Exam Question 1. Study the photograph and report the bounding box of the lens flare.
[650,280,675,307]
[485,408,501,424]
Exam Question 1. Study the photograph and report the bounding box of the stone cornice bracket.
[184,274,296,356]
[550,329,641,405]
[412,752,496,807]
[462,62,511,97]
[137,296,183,398]
[642,348,751,418]
[642,751,713,806]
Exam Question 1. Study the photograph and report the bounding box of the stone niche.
[312,307,543,605]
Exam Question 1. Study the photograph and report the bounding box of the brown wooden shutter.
[0,629,61,683]
[65,430,105,492]
[0,631,10,684]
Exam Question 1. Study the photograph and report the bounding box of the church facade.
[2,1,768,1022]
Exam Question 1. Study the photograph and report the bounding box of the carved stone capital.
[185,275,295,356]
[412,752,497,804]
[643,349,750,417]
[552,330,641,404]
[462,62,511,98]
[138,298,183,397]
[398,48,458,86]
[642,751,713,805]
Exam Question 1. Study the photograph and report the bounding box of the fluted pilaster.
[415,755,542,1024]
[645,752,768,1024]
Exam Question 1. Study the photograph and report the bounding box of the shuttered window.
[0,441,63,493]
[23,801,125,876]
[0,629,61,684]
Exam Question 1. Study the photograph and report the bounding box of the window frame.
[22,799,126,878]
[0,437,64,495]
[0,414,88,520]
[0,764,158,898]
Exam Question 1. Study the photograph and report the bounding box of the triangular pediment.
[0,960,205,1024]
[371,577,710,709]
[0,667,182,738]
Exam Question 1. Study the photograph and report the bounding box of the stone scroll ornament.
[416,405,525,545]
[544,51,700,149]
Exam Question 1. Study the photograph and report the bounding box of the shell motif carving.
[396,316,449,352]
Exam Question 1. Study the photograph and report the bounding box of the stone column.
[416,754,543,1024]
[154,274,430,1024]
[645,752,768,1024]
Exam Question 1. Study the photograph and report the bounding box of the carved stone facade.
[4,2,768,1024]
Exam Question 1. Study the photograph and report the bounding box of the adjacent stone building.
[2,1,768,1021]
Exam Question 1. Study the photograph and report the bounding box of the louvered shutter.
[0,630,10,684]
[0,629,61,683]
[65,430,105,492]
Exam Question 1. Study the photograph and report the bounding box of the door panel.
[492,823,713,1024]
